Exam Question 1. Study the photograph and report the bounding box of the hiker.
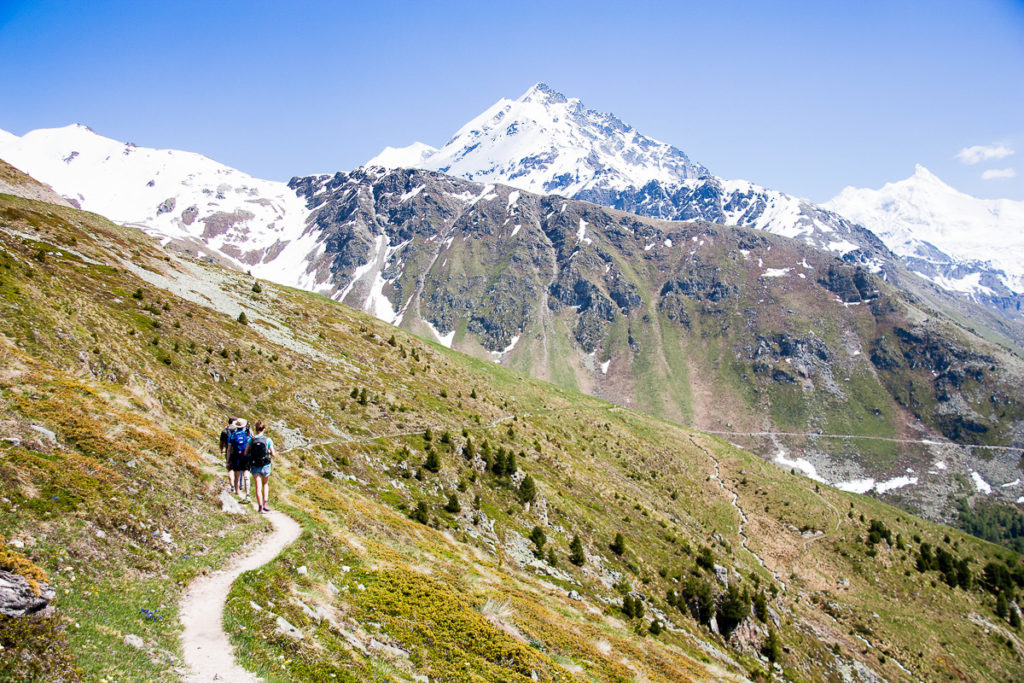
[245,420,275,513]
[219,416,235,461]
[225,418,251,496]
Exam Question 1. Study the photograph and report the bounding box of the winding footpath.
[180,509,302,682]
[689,436,787,591]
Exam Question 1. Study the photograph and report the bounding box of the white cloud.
[956,144,1015,165]
[981,167,1017,180]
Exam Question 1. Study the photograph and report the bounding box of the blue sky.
[0,0,1021,202]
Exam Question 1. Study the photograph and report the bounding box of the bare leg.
[253,475,265,510]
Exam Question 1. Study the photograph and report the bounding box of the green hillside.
[2,189,1023,681]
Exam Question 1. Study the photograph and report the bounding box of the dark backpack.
[249,435,271,467]
[229,426,250,458]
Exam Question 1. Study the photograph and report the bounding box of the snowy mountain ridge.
[826,164,1024,301]
[367,83,892,271]
[0,123,320,286]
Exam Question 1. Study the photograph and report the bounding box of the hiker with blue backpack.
[225,418,251,497]
[244,420,275,513]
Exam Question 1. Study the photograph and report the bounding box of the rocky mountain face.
[827,164,1024,321]
[281,166,1024,523]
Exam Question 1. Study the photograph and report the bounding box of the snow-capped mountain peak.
[826,167,1024,299]
[377,83,710,197]
[365,141,438,170]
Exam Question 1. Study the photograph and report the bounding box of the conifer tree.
[445,494,460,513]
[519,474,537,504]
[530,526,546,557]
[569,535,586,566]
[424,450,441,473]
[610,532,626,556]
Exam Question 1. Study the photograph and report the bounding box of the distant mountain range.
[368,83,1024,321]
[827,164,1024,312]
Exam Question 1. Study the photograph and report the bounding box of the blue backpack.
[229,426,250,459]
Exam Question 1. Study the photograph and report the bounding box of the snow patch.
[971,471,993,495]
[875,476,918,494]
[576,218,592,244]
[424,320,456,348]
[773,448,825,482]
[837,479,875,494]
[490,334,520,361]
[761,267,790,278]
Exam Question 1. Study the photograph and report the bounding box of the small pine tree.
[649,619,662,635]
[530,526,546,557]
[546,547,557,566]
[997,592,1009,619]
[424,428,433,442]
[492,450,506,476]
[753,591,768,622]
[350,387,359,399]
[412,502,429,524]
[237,311,248,325]
[132,287,144,300]
[622,595,635,618]
[424,450,441,473]
[763,628,781,663]
[505,450,517,475]
[388,334,397,347]
[463,437,476,460]
[569,535,586,566]
[251,282,262,293]
[610,532,626,556]
[358,388,368,406]
[518,474,537,504]
[470,387,478,399]
[445,494,461,513]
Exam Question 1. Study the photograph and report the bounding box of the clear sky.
[1,0,1022,202]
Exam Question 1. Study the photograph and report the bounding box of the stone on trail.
[296,565,308,576]
[219,490,243,514]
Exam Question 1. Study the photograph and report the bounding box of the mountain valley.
[2,163,1024,681]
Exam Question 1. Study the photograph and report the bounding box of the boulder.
[275,615,303,640]
[0,570,55,616]
[727,616,766,656]
[219,491,243,514]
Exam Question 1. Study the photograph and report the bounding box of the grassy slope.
[0,192,1022,681]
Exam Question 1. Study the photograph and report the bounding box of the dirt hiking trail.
[180,509,302,682]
